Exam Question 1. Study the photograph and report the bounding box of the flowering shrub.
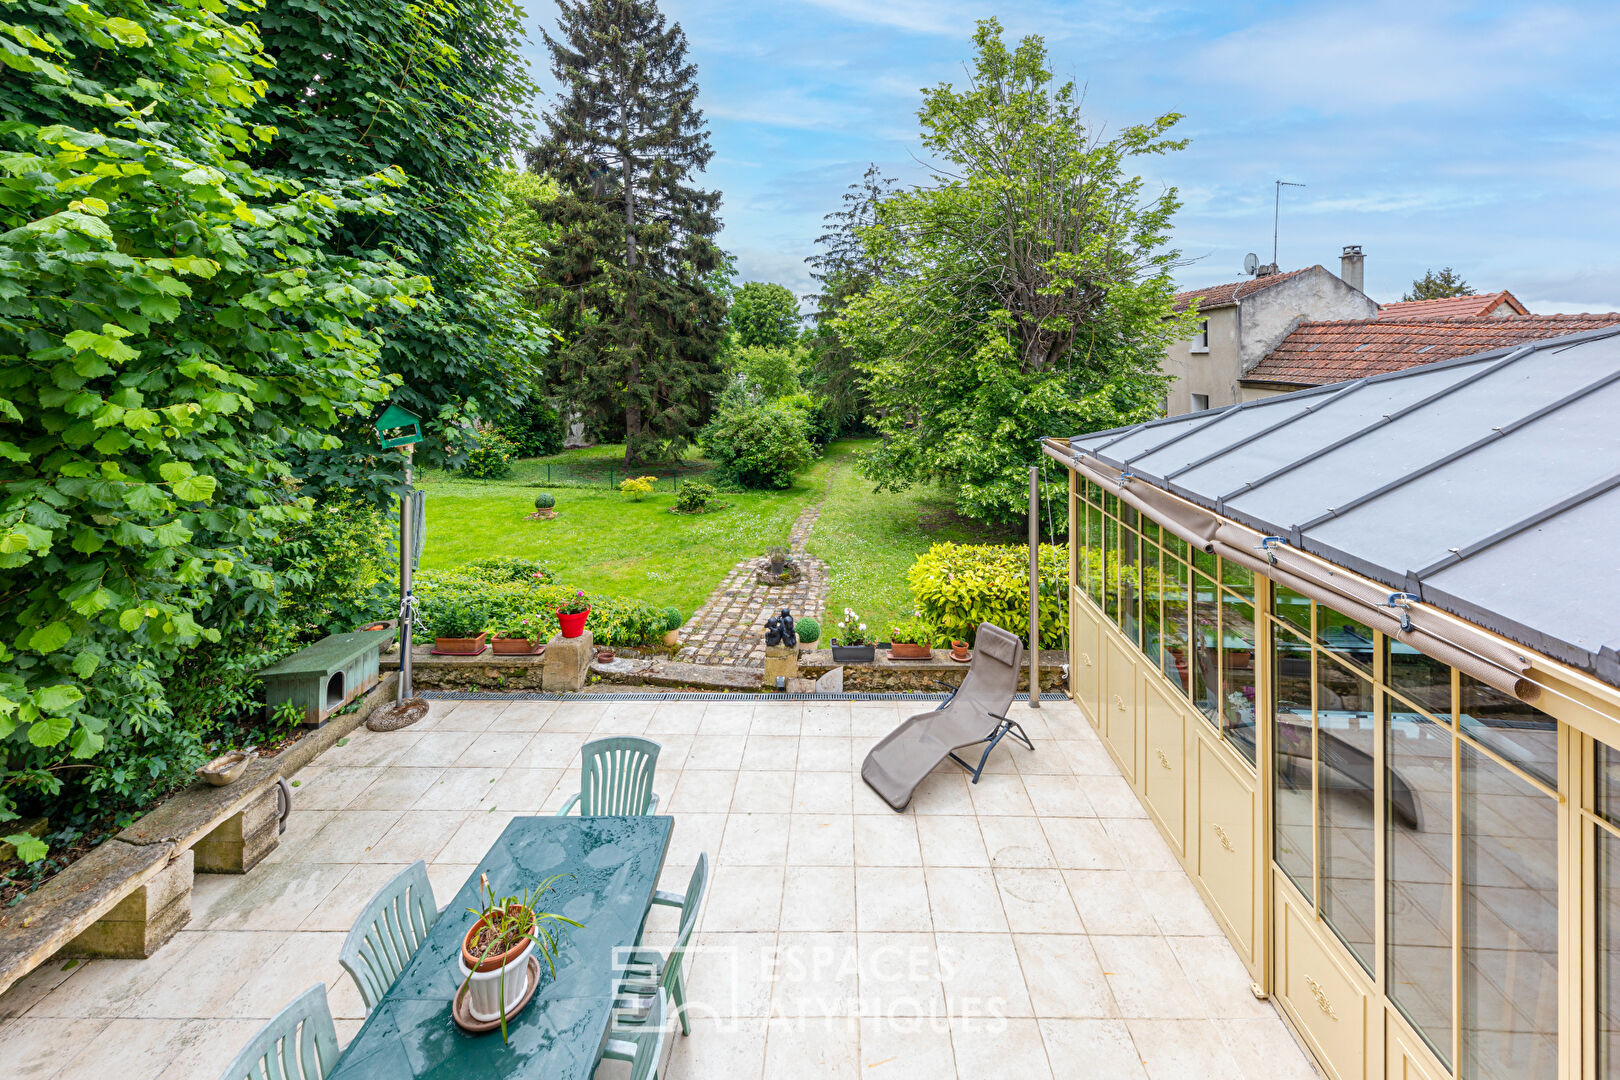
[832,608,873,646]
[499,614,544,642]
[619,475,657,501]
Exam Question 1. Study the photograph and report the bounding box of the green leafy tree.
[246,0,549,497]
[1404,267,1472,301]
[0,0,423,850]
[729,281,800,348]
[731,344,804,399]
[530,0,728,465]
[839,20,1194,526]
[805,164,895,436]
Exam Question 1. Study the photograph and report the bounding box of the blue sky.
[522,1,1620,313]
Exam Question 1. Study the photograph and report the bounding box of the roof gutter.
[1042,438,1541,703]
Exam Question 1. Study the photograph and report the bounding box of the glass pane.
[1460,741,1557,1079]
[1163,530,1189,567]
[1086,477,1101,506]
[1458,675,1557,787]
[1141,542,1163,674]
[1599,744,1620,828]
[1191,573,1219,726]
[1317,605,1375,675]
[1318,656,1376,972]
[1386,708,1454,1066]
[1142,517,1160,544]
[1161,561,1191,696]
[1274,583,1312,638]
[1193,544,1216,578]
[1118,522,1141,647]
[1273,627,1313,898]
[1221,594,1257,764]
[1103,516,1119,627]
[1103,490,1118,520]
[1599,824,1620,1076]
[1084,503,1104,605]
[1220,556,1253,594]
[1387,641,1453,721]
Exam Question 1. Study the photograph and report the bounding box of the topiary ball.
[795,616,820,644]
[661,606,683,633]
[533,491,556,510]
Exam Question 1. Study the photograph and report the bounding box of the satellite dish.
[1243,252,1260,275]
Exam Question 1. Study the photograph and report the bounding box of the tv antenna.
[1273,179,1305,267]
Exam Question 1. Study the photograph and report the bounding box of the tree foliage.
[246,0,550,498]
[0,0,424,845]
[729,281,800,348]
[698,403,813,490]
[531,0,727,465]
[838,20,1194,525]
[1404,266,1472,302]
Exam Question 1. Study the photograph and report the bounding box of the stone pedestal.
[763,644,799,687]
[543,631,595,692]
[194,785,279,874]
[62,849,193,959]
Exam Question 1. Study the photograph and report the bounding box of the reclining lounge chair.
[860,623,1032,812]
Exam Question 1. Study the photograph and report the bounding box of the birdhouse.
[258,631,387,726]
[374,403,424,449]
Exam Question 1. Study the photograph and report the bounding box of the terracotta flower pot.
[951,641,971,662]
[557,609,590,638]
[492,636,543,656]
[434,632,488,655]
[889,642,931,660]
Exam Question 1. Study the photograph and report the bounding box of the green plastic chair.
[217,984,338,1080]
[557,736,661,816]
[600,988,669,1080]
[338,859,438,1012]
[617,853,707,1036]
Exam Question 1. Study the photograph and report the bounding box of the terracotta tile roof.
[1173,267,1308,312]
[1376,290,1528,321]
[1244,314,1620,387]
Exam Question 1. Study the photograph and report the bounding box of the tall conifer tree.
[531,0,727,463]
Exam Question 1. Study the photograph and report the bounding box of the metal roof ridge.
[1108,402,1245,463]
[1297,364,1620,532]
[1161,382,1371,484]
[1412,470,1620,581]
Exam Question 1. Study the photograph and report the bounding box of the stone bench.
[0,672,398,997]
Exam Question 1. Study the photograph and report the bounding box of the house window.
[1191,393,1210,412]
[1191,319,1210,353]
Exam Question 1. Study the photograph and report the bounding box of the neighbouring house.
[1240,311,1620,396]
[1165,245,1376,415]
[1376,288,1528,321]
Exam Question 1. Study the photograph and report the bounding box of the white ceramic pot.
[459,939,535,1022]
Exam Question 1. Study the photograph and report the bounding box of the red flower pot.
[557,609,590,638]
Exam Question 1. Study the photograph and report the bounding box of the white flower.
[858,622,867,631]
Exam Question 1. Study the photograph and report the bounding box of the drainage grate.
[419,689,1072,703]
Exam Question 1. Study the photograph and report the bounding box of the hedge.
[414,564,664,647]
[907,543,1067,648]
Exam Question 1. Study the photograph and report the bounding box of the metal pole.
[398,444,414,701]
[1028,465,1040,708]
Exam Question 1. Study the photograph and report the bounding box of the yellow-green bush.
[906,543,1067,647]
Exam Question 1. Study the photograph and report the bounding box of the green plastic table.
[327,815,673,1079]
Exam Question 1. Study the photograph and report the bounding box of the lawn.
[805,440,1014,633]
[417,447,821,614]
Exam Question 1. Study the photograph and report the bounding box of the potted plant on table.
[459,872,583,1041]
[555,590,591,638]
[430,598,491,655]
[493,614,545,656]
[887,617,937,660]
[830,608,876,663]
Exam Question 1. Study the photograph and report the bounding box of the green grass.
[428,444,718,492]
[418,445,822,613]
[806,440,1015,633]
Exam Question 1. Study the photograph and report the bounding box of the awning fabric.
[1046,442,1540,703]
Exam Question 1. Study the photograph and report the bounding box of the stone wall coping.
[0,672,398,997]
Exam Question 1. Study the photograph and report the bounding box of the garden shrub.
[672,481,719,514]
[619,475,657,501]
[422,595,492,638]
[534,491,556,510]
[585,595,666,647]
[907,543,1068,647]
[661,607,684,633]
[454,556,555,585]
[499,401,566,458]
[463,430,518,479]
[698,403,813,489]
[414,570,663,647]
[795,616,820,644]
[888,616,942,647]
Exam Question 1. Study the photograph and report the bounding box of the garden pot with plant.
[830,608,876,663]
[795,616,820,653]
[429,597,491,655]
[527,491,558,520]
[458,873,582,1039]
[556,590,591,638]
[888,617,937,660]
[660,606,683,647]
[951,640,971,662]
[492,614,545,656]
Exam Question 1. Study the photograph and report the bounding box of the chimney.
[1340,244,1365,293]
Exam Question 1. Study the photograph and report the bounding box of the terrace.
[0,695,1318,1079]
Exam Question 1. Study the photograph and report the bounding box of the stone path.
[677,500,830,668]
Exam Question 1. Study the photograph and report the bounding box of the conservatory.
[1044,325,1620,1080]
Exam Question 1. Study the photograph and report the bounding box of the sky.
[519,1,1620,313]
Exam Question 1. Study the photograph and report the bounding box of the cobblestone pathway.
[676,500,830,668]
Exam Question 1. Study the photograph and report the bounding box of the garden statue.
[764,608,797,648]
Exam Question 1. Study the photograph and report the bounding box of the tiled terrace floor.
[0,697,1320,1079]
